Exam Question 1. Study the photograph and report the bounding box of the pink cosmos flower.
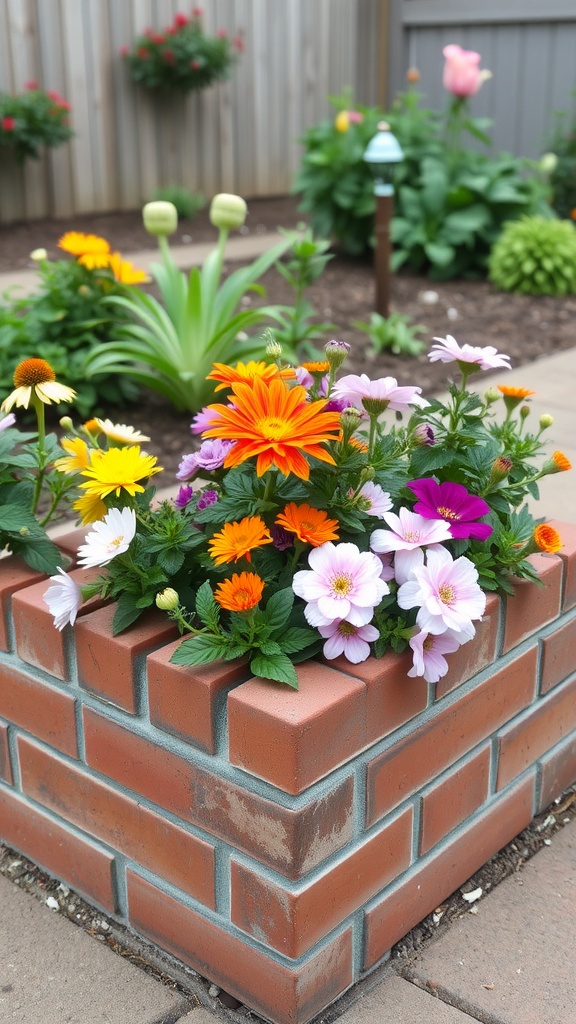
[407,478,493,541]
[397,545,486,635]
[443,44,490,98]
[408,627,472,683]
[293,542,388,627]
[428,335,511,372]
[318,619,379,664]
[351,482,393,518]
[332,374,427,414]
[370,508,452,584]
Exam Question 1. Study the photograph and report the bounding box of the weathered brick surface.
[540,617,576,694]
[228,661,367,794]
[76,604,177,713]
[147,639,246,753]
[366,646,537,826]
[502,554,562,653]
[0,719,13,785]
[363,774,535,970]
[18,735,216,907]
[538,734,576,813]
[231,806,412,957]
[0,556,43,652]
[419,744,491,855]
[547,519,576,610]
[497,675,576,790]
[435,592,501,699]
[331,647,428,746]
[83,707,354,878]
[0,786,115,911]
[0,662,77,757]
[127,870,354,1024]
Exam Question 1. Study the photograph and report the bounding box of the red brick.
[497,675,576,790]
[0,719,13,785]
[363,774,535,970]
[231,806,412,957]
[228,661,366,794]
[0,556,43,651]
[538,734,576,812]
[435,593,501,698]
[18,736,215,907]
[127,870,353,1024]
[540,615,576,694]
[502,553,562,653]
[54,527,89,560]
[0,662,77,757]
[147,639,246,753]
[547,519,576,610]
[331,647,428,746]
[366,645,537,826]
[420,744,491,854]
[76,605,177,712]
[0,786,115,911]
[83,708,354,878]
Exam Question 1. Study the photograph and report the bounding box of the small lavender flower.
[0,412,16,432]
[197,489,219,511]
[174,485,194,509]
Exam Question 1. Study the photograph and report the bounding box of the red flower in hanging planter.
[1,116,16,131]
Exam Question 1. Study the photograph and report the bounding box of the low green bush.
[152,186,205,220]
[488,216,576,295]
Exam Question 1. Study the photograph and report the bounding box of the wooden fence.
[0,0,385,223]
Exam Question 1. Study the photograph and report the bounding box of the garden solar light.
[363,121,404,316]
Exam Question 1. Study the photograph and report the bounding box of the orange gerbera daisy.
[301,361,330,374]
[58,232,110,257]
[214,572,265,612]
[207,361,296,392]
[107,252,149,284]
[498,385,536,401]
[208,515,273,565]
[202,376,341,480]
[275,503,339,547]
[533,523,562,554]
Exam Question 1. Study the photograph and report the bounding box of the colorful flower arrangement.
[2,337,569,690]
[0,82,73,161]
[121,9,243,94]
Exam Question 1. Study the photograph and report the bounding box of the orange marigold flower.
[346,435,369,453]
[208,515,273,565]
[207,361,296,392]
[275,503,340,547]
[58,232,110,257]
[202,376,341,480]
[533,524,562,554]
[301,361,330,374]
[107,252,149,284]
[497,385,536,399]
[214,572,265,612]
[78,252,113,270]
[552,450,571,472]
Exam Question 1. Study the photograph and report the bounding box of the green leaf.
[264,588,295,633]
[195,581,220,629]
[11,535,62,575]
[250,652,299,689]
[170,633,228,667]
[280,626,318,654]
[112,595,143,634]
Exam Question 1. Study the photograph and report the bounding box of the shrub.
[488,216,576,295]
[545,93,576,219]
[0,83,73,161]
[121,10,243,93]
[152,186,205,219]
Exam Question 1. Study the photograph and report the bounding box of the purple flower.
[0,412,16,432]
[270,523,294,551]
[407,478,493,541]
[397,546,486,636]
[174,485,194,508]
[412,423,435,446]
[407,628,466,683]
[196,489,218,511]
[295,366,314,388]
[176,439,235,480]
[332,373,427,415]
[318,618,379,664]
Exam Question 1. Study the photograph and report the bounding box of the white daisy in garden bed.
[76,507,137,568]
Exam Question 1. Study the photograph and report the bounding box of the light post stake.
[363,121,404,318]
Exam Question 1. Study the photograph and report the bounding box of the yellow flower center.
[332,574,352,596]
[438,583,456,605]
[338,621,357,636]
[423,635,436,651]
[14,358,56,387]
[437,505,460,520]
[257,417,291,440]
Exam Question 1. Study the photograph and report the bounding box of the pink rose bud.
[442,44,490,98]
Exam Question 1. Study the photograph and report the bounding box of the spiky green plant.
[488,216,576,296]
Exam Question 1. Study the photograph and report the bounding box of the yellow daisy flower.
[107,252,149,284]
[58,232,110,257]
[54,437,90,474]
[1,358,76,413]
[78,446,162,501]
[78,251,113,270]
[72,491,108,525]
[94,418,151,445]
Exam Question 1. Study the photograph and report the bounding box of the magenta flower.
[428,335,511,372]
[270,523,294,551]
[293,542,389,627]
[407,479,493,541]
[191,405,226,434]
[175,485,193,508]
[408,628,471,683]
[370,508,452,584]
[196,489,218,511]
[397,545,486,635]
[332,374,427,414]
[318,619,379,664]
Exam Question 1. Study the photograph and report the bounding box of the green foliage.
[268,229,336,358]
[152,186,205,220]
[0,259,139,419]
[546,92,576,219]
[0,85,73,161]
[352,311,426,357]
[84,216,295,412]
[123,11,241,93]
[488,216,576,296]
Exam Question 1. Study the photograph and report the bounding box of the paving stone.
[0,875,190,1024]
[408,819,576,1024]
[336,975,475,1023]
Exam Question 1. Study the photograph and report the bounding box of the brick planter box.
[1,520,576,1024]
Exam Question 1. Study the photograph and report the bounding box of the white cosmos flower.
[43,568,83,631]
[94,418,151,444]
[77,507,137,568]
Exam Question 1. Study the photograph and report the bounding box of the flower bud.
[265,339,283,359]
[59,416,73,430]
[340,406,362,433]
[539,414,554,430]
[155,587,180,612]
[487,456,513,488]
[519,404,531,419]
[334,110,349,133]
[143,200,178,237]
[30,248,47,262]
[539,152,558,176]
[484,387,500,404]
[542,450,572,475]
[406,67,420,83]
[209,193,247,231]
[324,339,350,372]
[411,422,435,447]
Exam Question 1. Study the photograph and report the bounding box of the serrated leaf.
[280,626,318,654]
[250,652,299,689]
[170,633,227,666]
[157,548,185,574]
[11,535,62,575]
[112,595,143,634]
[195,580,220,628]
[264,588,294,633]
